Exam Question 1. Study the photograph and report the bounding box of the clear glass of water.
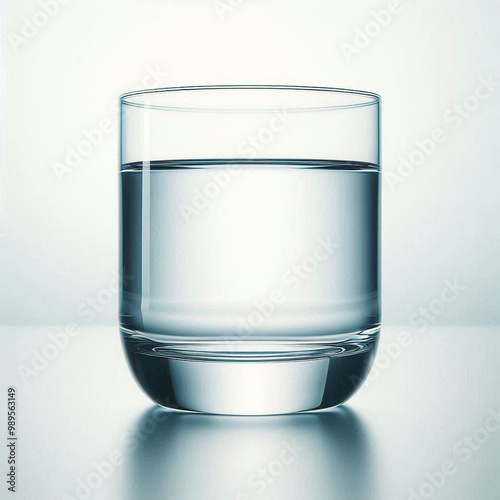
[119,85,381,415]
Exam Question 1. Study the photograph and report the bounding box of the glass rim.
[119,85,381,113]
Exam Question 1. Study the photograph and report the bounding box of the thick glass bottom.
[121,327,379,415]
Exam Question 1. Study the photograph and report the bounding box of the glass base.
[121,327,379,416]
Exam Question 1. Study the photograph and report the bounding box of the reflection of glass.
[120,86,381,414]
[124,406,375,500]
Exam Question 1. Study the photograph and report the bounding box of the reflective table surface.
[1,326,499,500]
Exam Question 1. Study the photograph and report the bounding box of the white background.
[2,0,499,327]
[1,5,500,500]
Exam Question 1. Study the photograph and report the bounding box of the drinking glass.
[119,85,381,415]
